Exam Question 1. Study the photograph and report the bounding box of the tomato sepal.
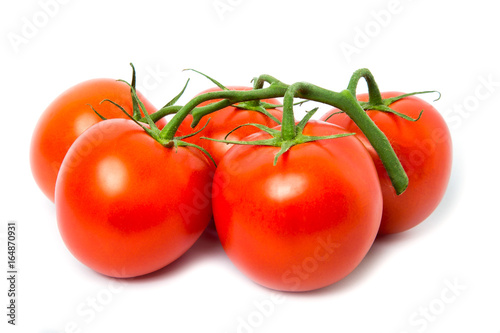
[88,104,108,121]
[183,68,228,91]
[161,78,191,108]
[174,140,216,167]
[357,102,424,122]
[128,63,142,120]
[232,102,282,124]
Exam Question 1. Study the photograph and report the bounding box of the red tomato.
[321,92,452,235]
[55,119,212,278]
[30,78,164,203]
[179,86,283,165]
[212,120,382,291]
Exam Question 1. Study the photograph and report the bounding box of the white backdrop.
[1,0,499,332]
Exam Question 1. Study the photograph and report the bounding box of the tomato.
[321,92,452,235]
[179,86,283,165]
[30,78,164,202]
[212,120,382,292]
[55,119,212,278]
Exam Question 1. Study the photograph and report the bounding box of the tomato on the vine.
[30,78,163,202]
[55,119,212,278]
[179,86,283,165]
[321,92,452,235]
[212,120,382,292]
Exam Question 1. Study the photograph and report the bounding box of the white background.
[1,0,499,332]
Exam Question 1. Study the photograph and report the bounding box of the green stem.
[160,82,289,140]
[281,83,304,141]
[143,105,182,123]
[284,82,408,194]
[142,69,408,194]
[347,68,384,105]
[243,75,284,108]
[191,99,236,125]
[142,102,237,124]
[252,74,285,89]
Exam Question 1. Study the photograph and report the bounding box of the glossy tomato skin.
[31,78,164,203]
[212,120,382,292]
[179,86,283,165]
[55,119,212,278]
[321,92,452,235]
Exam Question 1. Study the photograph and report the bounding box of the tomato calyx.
[234,99,309,125]
[232,101,282,124]
[203,107,355,165]
[356,91,441,122]
[92,64,188,125]
[95,77,217,166]
[90,64,160,122]
[337,68,441,122]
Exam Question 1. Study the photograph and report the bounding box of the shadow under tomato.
[284,231,418,297]
[122,225,225,283]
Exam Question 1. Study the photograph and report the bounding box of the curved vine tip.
[129,63,137,90]
[161,78,191,109]
[89,104,107,120]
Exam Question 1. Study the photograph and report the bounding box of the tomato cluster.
[30,68,452,291]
